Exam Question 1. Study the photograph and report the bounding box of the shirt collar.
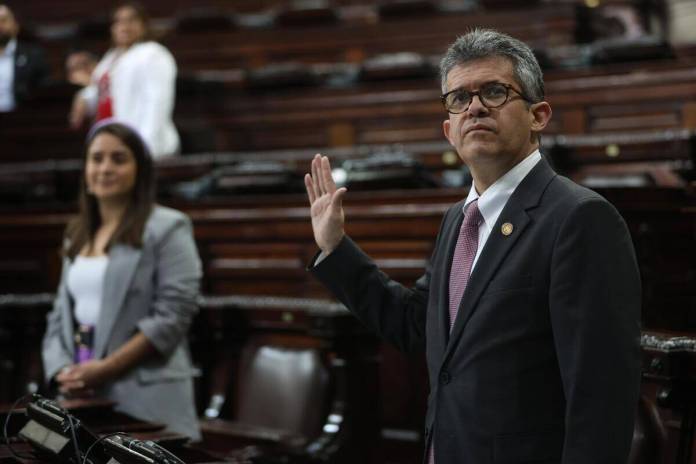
[463,149,542,224]
[1,38,17,57]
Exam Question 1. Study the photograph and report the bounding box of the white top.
[67,255,109,326]
[463,149,542,273]
[0,38,16,112]
[83,41,180,158]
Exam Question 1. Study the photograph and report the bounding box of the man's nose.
[467,94,489,117]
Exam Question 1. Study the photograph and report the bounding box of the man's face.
[442,57,547,173]
[0,6,19,47]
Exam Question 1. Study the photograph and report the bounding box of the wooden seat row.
[164,4,576,71]
[0,293,385,463]
[3,52,696,164]
[0,184,693,324]
[2,295,696,463]
[25,0,582,87]
[0,127,691,214]
[174,62,696,153]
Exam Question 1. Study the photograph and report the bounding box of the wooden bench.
[2,293,695,464]
[0,185,693,327]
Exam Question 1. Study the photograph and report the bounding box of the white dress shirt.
[0,38,16,112]
[463,149,541,273]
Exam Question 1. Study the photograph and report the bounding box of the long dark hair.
[65,121,155,259]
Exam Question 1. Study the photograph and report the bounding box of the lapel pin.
[501,222,514,236]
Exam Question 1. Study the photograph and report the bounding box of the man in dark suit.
[0,3,48,111]
[304,29,641,463]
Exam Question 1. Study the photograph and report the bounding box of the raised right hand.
[304,154,347,254]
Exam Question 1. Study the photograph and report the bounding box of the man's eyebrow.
[449,80,504,92]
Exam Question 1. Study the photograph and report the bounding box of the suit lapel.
[448,207,530,340]
[59,257,76,358]
[93,244,142,358]
[443,158,556,363]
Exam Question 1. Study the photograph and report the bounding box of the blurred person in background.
[0,3,48,112]
[66,49,98,87]
[66,49,98,127]
[69,2,180,158]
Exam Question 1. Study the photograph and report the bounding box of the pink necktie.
[448,199,482,330]
[428,200,482,464]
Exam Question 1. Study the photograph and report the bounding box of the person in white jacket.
[70,2,179,158]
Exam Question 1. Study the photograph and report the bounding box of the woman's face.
[85,132,138,203]
[111,6,146,48]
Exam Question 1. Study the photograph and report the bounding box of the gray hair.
[439,28,544,103]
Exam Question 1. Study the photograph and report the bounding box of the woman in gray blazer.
[41,120,202,440]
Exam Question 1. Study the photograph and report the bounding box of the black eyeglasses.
[441,82,530,114]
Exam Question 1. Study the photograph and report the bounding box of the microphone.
[25,396,73,434]
[19,394,103,464]
[33,396,68,417]
[103,435,185,464]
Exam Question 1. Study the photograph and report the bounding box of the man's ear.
[443,119,453,146]
[530,101,552,133]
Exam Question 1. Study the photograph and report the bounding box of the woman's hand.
[55,360,115,397]
[55,333,156,397]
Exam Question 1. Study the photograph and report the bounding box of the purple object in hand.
[74,324,95,363]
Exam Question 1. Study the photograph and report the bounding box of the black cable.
[82,431,128,464]
[147,440,186,464]
[1,392,36,460]
[66,412,83,464]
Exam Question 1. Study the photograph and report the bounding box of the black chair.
[629,395,669,464]
[199,344,332,463]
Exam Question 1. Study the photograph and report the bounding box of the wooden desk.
[641,332,696,464]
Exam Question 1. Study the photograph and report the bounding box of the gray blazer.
[42,206,202,440]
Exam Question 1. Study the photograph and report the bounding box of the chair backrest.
[628,395,669,464]
[236,345,330,440]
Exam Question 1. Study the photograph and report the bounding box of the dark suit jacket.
[311,157,642,464]
[13,40,49,106]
